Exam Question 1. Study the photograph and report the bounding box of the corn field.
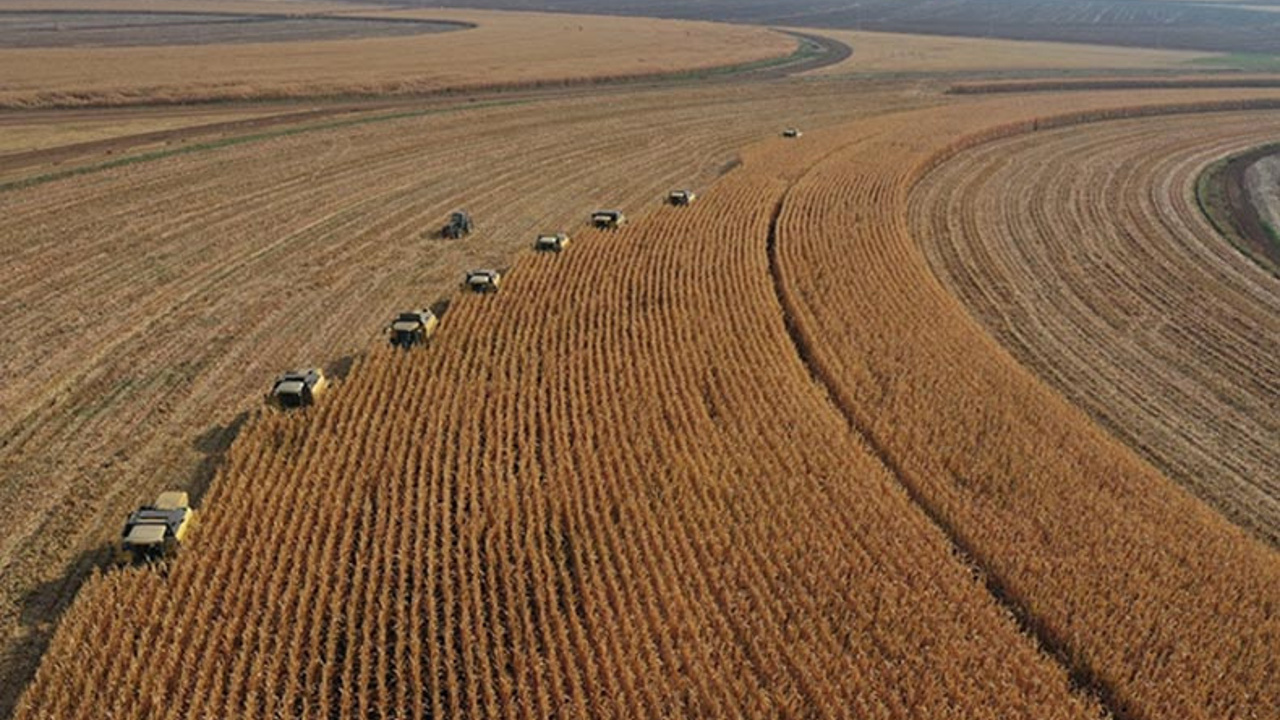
[14,88,1280,719]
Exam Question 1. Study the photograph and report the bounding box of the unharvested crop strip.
[762,163,1126,716]
[772,93,1280,720]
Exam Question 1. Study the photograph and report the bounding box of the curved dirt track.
[0,78,925,716]
[12,88,1280,720]
[910,113,1280,544]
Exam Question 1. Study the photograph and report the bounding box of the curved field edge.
[13,95,1104,718]
[0,33,846,190]
[1196,143,1280,275]
[0,81,939,719]
[0,99,533,193]
[0,10,800,109]
[911,114,1280,547]
[772,92,1280,719]
[948,76,1280,94]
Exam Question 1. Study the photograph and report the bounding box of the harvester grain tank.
[118,491,195,563]
[591,209,627,229]
[465,269,502,293]
[535,232,571,252]
[668,190,697,206]
[389,309,439,348]
[268,368,329,409]
[442,210,473,239]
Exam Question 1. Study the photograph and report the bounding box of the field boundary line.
[949,77,1280,94]
[762,166,1125,718]
[0,98,533,194]
[768,95,1280,720]
[0,29,845,112]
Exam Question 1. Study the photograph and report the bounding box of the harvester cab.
[442,211,473,239]
[465,269,502,293]
[118,491,195,563]
[269,368,329,409]
[591,210,627,230]
[668,190,697,206]
[535,232,571,252]
[390,309,439,348]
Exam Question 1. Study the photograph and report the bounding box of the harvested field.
[951,76,1280,94]
[407,0,1280,53]
[0,77,927,717]
[773,91,1280,719]
[911,113,1280,545]
[0,105,288,154]
[1198,144,1280,274]
[9,84,1280,719]
[796,29,1208,76]
[0,3,794,107]
[0,10,465,48]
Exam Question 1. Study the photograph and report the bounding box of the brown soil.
[1203,144,1280,274]
[913,113,1280,545]
[0,10,467,48]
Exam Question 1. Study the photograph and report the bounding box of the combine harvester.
[535,232,571,252]
[117,491,195,563]
[668,189,697,206]
[389,309,439,349]
[268,369,329,409]
[591,209,627,229]
[464,269,502,293]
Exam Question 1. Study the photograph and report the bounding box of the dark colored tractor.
[442,211,473,239]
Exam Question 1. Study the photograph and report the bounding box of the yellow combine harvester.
[389,309,440,349]
[591,209,627,229]
[268,368,329,409]
[535,232,571,252]
[117,491,195,563]
[465,269,502,293]
[668,189,697,206]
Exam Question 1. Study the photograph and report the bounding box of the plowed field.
[910,113,1280,544]
[11,86,1280,719]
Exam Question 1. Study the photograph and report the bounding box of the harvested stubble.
[12,86,1280,720]
[12,101,1105,719]
[0,79,931,715]
[0,5,794,108]
[911,112,1280,544]
[773,91,1280,719]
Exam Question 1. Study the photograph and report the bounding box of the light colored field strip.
[911,113,1280,544]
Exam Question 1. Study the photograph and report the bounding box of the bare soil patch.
[1198,144,1280,274]
[382,0,1280,53]
[0,10,466,48]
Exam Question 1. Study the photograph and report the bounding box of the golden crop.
[13,87,1280,719]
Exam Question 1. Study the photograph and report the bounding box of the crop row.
[772,90,1280,719]
[15,114,1098,718]
[0,80,934,714]
[910,110,1280,543]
